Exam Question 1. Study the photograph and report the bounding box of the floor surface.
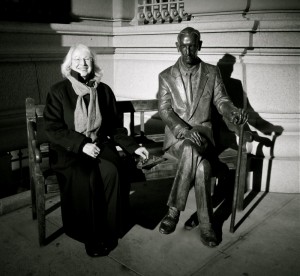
[0,180,299,276]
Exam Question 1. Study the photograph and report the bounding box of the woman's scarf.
[67,75,102,142]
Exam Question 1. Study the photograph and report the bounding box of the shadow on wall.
[217,53,284,136]
[208,53,285,237]
[216,53,284,161]
[0,0,78,23]
[0,1,79,198]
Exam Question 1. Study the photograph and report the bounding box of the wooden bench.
[26,97,251,246]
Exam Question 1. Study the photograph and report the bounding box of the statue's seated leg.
[159,139,203,234]
[194,158,218,247]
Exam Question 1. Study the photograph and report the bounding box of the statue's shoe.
[200,227,218,248]
[159,209,180,234]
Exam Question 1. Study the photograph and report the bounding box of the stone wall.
[0,0,299,193]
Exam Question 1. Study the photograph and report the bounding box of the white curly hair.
[61,43,103,83]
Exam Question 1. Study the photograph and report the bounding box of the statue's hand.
[230,108,248,125]
[184,129,206,147]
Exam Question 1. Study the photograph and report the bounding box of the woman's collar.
[70,70,86,83]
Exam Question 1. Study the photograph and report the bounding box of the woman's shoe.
[106,239,118,252]
[85,242,110,257]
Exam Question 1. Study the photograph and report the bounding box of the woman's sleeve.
[43,86,91,154]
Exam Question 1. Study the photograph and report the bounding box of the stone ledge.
[0,191,31,216]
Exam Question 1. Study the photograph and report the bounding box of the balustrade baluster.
[135,0,191,25]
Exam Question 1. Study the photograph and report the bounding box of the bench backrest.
[26,98,159,143]
[116,99,159,138]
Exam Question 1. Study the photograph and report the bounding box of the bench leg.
[35,172,46,246]
[30,175,37,220]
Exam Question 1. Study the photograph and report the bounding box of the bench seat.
[26,97,251,246]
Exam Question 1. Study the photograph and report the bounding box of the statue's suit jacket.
[158,58,236,151]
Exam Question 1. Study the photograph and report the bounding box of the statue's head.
[176,27,202,67]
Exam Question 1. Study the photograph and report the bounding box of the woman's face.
[71,47,93,79]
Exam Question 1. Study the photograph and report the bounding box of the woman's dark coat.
[43,79,139,243]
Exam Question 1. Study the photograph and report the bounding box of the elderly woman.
[43,44,149,257]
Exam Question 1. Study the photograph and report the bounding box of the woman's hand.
[82,143,100,158]
[134,146,149,161]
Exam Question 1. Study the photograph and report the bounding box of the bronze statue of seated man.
[157,27,248,247]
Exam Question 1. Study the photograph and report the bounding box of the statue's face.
[176,33,201,67]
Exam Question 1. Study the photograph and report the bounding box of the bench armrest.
[27,120,43,164]
[31,139,42,163]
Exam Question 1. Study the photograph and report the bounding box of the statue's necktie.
[186,72,193,105]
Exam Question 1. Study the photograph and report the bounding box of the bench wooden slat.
[142,159,178,180]
[116,99,158,113]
